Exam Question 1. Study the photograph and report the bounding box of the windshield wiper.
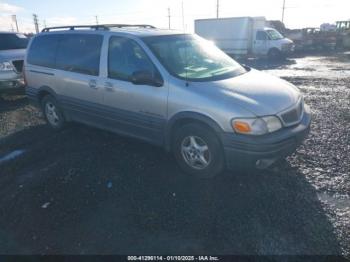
[209,67,234,76]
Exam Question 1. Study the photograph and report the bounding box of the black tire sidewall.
[268,48,282,60]
[172,123,225,178]
[41,95,65,130]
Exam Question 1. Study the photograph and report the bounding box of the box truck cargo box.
[195,17,294,59]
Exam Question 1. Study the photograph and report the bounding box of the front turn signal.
[232,121,252,134]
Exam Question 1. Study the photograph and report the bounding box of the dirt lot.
[0,52,349,256]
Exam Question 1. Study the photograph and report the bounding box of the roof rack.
[41,25,108,32]
[105,24,156,29]
[41,24,156,32]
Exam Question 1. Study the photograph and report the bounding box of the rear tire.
[172,123,225,179]
[41,95,65,130]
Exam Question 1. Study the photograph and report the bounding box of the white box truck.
[195,17,294,59]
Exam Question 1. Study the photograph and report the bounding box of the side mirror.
[243,65,251,71]
[130,70,163,87]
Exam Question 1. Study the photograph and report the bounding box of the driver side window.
[108,36,156,82]
[256,31,268,41]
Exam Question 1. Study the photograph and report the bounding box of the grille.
[280,100,304,126]
[12,60,24,73]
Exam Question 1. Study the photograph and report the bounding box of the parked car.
[25,25,311,178]
[0,32,28,91]
[195,17,294,59]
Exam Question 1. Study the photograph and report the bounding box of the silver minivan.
[25,25,311,178]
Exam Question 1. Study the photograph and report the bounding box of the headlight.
[263,116,283,133]
[232,116,282,135]
[0,61,14,71]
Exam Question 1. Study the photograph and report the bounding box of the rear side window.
[27,35,60,67]
[56,34,103,76]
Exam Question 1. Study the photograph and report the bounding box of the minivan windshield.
[0,33,29,51]
[266,29,284,40]
[143,34,246,81]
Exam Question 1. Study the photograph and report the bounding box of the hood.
[273,37,294,46]
[282,38,294,44]
[191,69,301,116]
[0,49,26,62]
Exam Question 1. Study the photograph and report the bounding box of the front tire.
[268,48,283,60]
[41,95,65,130]
[172,123,225,178]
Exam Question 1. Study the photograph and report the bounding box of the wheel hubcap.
[181,136,211,170]
[45,102,60,126]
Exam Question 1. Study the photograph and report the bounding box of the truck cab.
[253,27,294,58]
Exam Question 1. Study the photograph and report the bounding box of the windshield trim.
[142,34,247,82]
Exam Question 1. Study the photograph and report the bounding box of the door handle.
[104,82,113,91]
[89,80,98,89]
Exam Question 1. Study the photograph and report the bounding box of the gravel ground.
[0,52,349,256]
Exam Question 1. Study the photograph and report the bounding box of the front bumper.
[221,110,311,170]
[0,71,24,90]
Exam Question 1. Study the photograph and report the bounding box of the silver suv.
[0,32,28,91]
[25,25,311,178]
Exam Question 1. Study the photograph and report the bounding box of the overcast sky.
[0,0,349,33]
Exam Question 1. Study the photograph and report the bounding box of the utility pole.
[43,20,47,28]
[11,15,19,32]
[11,24,14,32]
[167,7,171,29]
[181,1,185,32]
[282,0,286,23]
[216,0,219,18]
[95,15,99,25]
[33,14,39,34]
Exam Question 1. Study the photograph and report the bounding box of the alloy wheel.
[181,136,211,170]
